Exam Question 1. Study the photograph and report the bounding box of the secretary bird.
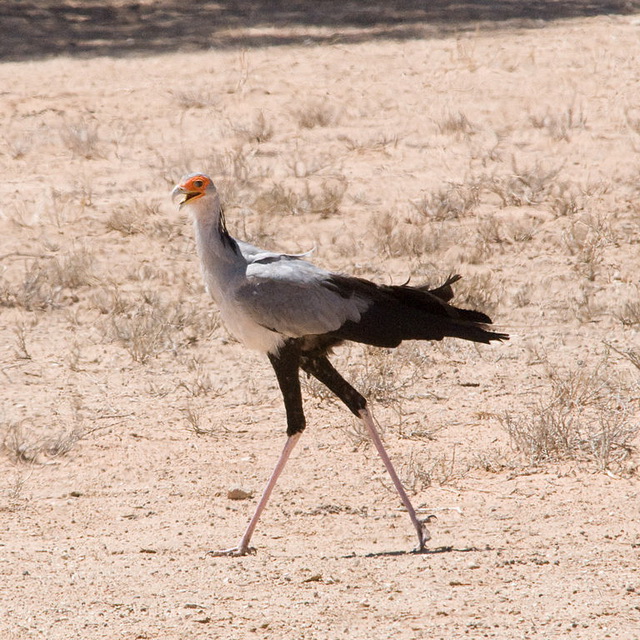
[172,173,508,556]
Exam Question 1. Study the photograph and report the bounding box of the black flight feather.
[321,274,508,349]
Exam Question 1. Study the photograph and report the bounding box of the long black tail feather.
[325,274,509,348]
[419,273,461,303]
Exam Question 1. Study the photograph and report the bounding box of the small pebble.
[227,488,252,501]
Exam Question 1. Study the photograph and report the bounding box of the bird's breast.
[218,298,285,354]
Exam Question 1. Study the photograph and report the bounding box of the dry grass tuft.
[377,448,461,496]
[308,344,436,448]
[181,403,213,435]
[562,219,608,282]
[233,111,274,144]
[172,89,220,110]
[341,133,400,154]
[100,289,218,364]
[178,354,220,397]
[529,103,587,141]
[107,300,180,364]
[485,158,563,207]
[251,178,346,218]
[402,449,462,490]
[60,118,103,159]
[550,186,581,217]
[252,183,300,217]
[295,100,338,129]
[0,248,95,311]
[351,345,426,407]
[300,179,347,217]
[607,342,640,374]
[615,297,640,327]
[0,471,30,512]
[371,211,446,258]
[304,343,429,432]
[106,200,160,236]
[412,182,480,220]
[500,362,638,473]
[437,111,477,139]
[469,447,514,474]
[3,419,86,465]
[155,144,267,194]
[49,248,95,290]
[13,320,34,360]
[475,213,505,246]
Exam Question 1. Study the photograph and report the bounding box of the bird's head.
[171,173,217,209]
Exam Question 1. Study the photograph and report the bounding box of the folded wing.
[235,257,371,338]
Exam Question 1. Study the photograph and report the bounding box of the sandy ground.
[1,3,640,639]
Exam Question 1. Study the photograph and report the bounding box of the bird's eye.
[193,179,204,188]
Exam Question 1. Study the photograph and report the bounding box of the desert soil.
[1,2,640,639]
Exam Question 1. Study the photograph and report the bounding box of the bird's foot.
[416,515,437,552]
[207,545,256,557]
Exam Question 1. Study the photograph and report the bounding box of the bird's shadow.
[341,545,480,559]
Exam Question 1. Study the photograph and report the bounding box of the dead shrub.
[500,363,638,472]
[529,103,587,141]
[295,101,338,129]
[438,111,477,139]
[0,248,94,310]
[252,179,346,218]
[550,186,581,217]
[342,134,399,154]
[615,298,640,327]
[0,472,30,512]
[485,159,562,207]
[106,200,160,236]
[101,289,218,364]
[252,183,299,217]
[412,182,480,220]
[562,220,606,282]
[173,89,220,110]
[300,179,347,217]
[3,419,86,465]
[372,211,446,258]
[60,118,103,159]
[233,111,274,144]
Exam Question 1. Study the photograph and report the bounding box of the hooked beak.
[171,184,201,208]
[171,185,189,208]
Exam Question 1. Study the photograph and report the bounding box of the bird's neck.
[190,196,244,305]
[191,196,241,265]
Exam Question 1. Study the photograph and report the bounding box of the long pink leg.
[359,407,431,550]
[209,433,301,557]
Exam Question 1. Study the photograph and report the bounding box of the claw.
[416,516,437,551]
[208,545,256,557]
[418,525,431,550]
